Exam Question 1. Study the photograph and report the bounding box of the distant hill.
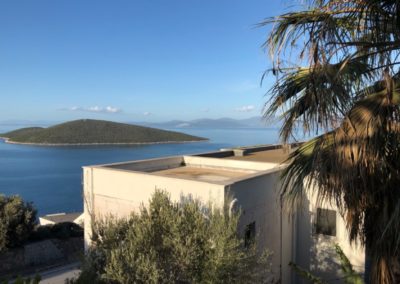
[137,116,278,129]
[0,119,207,145]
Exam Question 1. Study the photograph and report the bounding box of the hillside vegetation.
[1,119,206,145]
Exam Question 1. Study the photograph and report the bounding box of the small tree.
[0,195,37,251]
[74,191,271,283]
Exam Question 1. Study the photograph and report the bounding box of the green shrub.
[0,274,41,284]
[290,244,364,284]
[72,190,272,284]
[29,225,53,241]
[51,222,83,239]
[0,195,37,251]
[30,222,83,241]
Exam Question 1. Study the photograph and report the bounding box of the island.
[0,119,207,145]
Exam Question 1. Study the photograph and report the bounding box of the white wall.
[104,156,184,172]
[83,166,226,249]
[183,156,278,172]
[83,161,294,283]
[82,153,366,284]
[228,170,294,284]
[295,184,365,283]
[38,218,55,226]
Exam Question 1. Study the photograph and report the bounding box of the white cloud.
[235,105,255,112]
[88,106,102,112]
[105,106,120,113]
[143,112,152,116]
[61,106,121,113]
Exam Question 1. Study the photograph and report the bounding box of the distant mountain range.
[0,120,56,127]
[0,117,281,132]
[136,116,279,129]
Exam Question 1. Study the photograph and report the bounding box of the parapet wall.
[102,156,184,172]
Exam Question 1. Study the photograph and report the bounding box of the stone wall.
[0,237,83,278]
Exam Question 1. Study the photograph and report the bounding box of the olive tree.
[73,191,272,284]
[0,195,37,251]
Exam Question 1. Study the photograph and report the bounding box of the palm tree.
[261,1,400,283]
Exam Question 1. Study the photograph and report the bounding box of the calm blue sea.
[0,128,280,215]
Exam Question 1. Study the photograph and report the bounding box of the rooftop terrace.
[154,165,254,183]
[196,143,299,164]
[90,143,300,184]
[223,148,292,163]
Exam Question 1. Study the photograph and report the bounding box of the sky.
[0,0,291,123]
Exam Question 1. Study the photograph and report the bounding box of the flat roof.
[153,166,255,183]
[223,148,294,164]
[84,144,301,184]
[40,212,82,223]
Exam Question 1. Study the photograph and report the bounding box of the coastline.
[0,137,208,147]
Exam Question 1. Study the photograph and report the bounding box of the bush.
[0,274,41,284]
[30,222,83,241]
[29,225,53,241]
[73,191,272,283]
[0,195,37,251]
[51,222,83,239]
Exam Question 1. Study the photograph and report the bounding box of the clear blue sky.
[0,0,289,123]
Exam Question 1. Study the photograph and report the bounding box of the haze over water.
[0,128,280,215]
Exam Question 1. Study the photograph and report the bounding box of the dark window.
[244,222,256,247]
[315,208,336,236]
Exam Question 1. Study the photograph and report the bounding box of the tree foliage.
[29,221,83,241]
[261,1,400,283]
[0,195,37,251]
[74,191,271,284]
[0,275,41,284]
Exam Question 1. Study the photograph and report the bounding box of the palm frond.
[289,261,327,284]
[335,244,364,284]
[264,1,400,283]
[264,58,371,141]
[280,84,400,283]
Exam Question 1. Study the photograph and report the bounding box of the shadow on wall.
[295,196,343,284]
[295,197,312,284]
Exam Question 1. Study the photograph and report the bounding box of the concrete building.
[39,212,84,226]
[82,144,365,283]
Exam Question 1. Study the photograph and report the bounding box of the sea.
[0,127,281,215]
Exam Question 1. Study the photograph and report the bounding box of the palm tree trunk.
[367,198,396,284]
[364,244,371,284]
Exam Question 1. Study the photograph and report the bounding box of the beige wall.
[82,151,366,284]
[104,156,184,172]
[82,161,292,283]
[294,184,365,283]
[228,170,294,284]
[83,166,226,249]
